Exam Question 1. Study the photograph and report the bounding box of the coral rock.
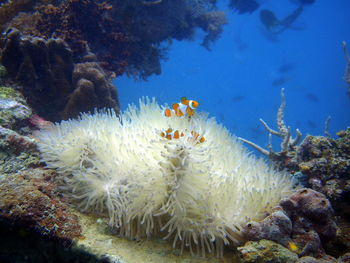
[0,86,32,130]
[0,168,83,241]
[280,188,337,257]
[62,62,119,119]
[0,29,119,121]
[280,188,336,241]
[238,239,298,263]
[244,208,293,246]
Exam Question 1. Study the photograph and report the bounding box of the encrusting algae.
[36,97,295,257]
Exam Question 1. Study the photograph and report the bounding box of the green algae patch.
[0,86,20,100]
[0,86,32,129]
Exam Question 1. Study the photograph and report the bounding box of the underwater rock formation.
[36,98,295,257]
[0,28,119,122]
[62,62,119,120]
[280,189,337,256]
[0,168,83,241]
[0,0,55,32]
[244,188,337,258]
[194,11,228,50]
[238,239,298,263]
[0,86,32,130]
[0,0,228,79]
[0,85,39,173]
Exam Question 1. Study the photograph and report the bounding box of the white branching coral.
[36,97,294,257]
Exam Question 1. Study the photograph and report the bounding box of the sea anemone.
[36,97,294,257]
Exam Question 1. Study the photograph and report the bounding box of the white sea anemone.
[37,97,294,257]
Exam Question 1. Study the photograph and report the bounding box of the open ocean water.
[116,0,350,152]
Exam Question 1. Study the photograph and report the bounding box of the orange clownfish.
[189,131,205,144]
[160,128,184,140]
[164,97,199,118]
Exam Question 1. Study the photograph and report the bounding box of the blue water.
[115,0,350,152]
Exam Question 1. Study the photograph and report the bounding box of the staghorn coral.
[36,98,295,257]
[239,88,302,168]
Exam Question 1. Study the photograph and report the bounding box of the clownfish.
[160,128,184,140]
[164,97,199,118]
[189,131,205,144]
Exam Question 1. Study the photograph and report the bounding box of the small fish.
[160,128,184,140]
[231,95,245,103]
[189,131,205,144]
[278,63,294,73]
[272,77,288,87]
[305,93,319,102]
[307,120,317,128]
[287,241,299,253]
[164,97,199,118]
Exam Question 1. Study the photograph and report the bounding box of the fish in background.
[278,63,295,74]
[307,120,317,129]
[260,5,304,35]
[250,126,265,141]
[259,0,316,35]
[231,95,246,103]
[229,0,260,14]
[272,77,289,87]
[289,0,316,5]
[305,93,319,102]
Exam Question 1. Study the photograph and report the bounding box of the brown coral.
[0,28,120,122]
[0,168,83,241]
[62,62,119,119]
[244,188,337,259]
[280,188,337,257]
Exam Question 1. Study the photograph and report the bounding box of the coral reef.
[0,126,40,173]
[280,189,337,257]
[240,89,349,258]
[0,0,228,79]
[0,28,119,122]
[0,85,39,173]
[244,188,337,258]
[36,98,295,257]
[0,86,32,130]
[238,239,298,263]
[194,11,228,50]
[284,130,350,258]
[62,62,119,120]
[0,168,82,241]
[0,0,46,32]
[243,207,293,246]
